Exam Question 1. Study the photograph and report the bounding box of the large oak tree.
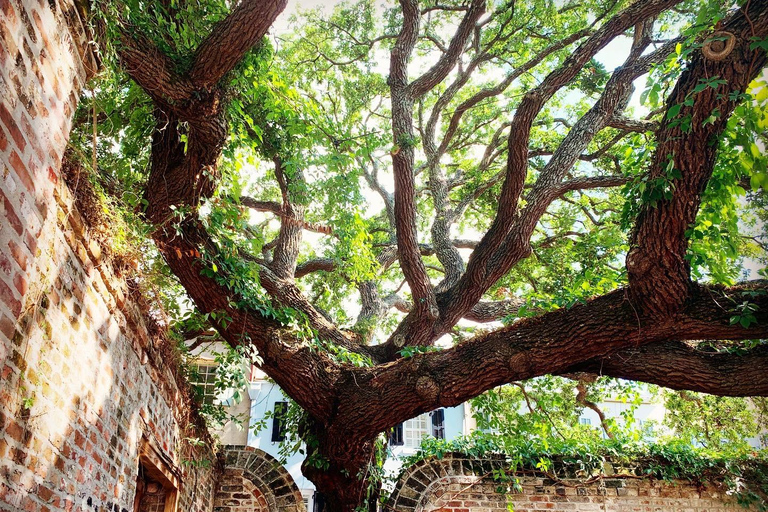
[93,0,768,509]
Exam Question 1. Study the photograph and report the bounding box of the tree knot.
[415,376,440,402]
[702,31,736,62]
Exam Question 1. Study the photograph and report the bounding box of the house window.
[403,414,429,448]
[431,409,445,440]
[191,364,217,405]
[391,410,445,448]
[579,417,592,425]
[271,401,288,442]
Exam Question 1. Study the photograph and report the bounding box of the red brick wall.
[390,454,759,512]
[0,1,218,511]
[215,447,306,512]
[214,468,269,512]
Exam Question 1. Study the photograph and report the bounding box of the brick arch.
[388,453,763,512]
[216,446,306,512]
[388,452,509,512]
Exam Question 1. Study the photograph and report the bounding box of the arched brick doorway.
[214,446,305,512]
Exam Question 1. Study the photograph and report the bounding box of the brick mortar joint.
[49,169,215,451]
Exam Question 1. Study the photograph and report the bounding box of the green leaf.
[666,104,682,119]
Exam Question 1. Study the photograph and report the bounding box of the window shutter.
[313,491,326,512]
[389,422,404,446]
[271,401,288,442]
[431,409,445,439]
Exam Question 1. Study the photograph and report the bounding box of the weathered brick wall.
[1,1,219,511]
[214,468,269,512]
[390,454,759,512]
[215,447,305,512]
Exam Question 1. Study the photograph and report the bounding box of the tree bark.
[627,1,768,316]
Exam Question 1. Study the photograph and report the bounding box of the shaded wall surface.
[390,454,759,512]
[0,1,219,511]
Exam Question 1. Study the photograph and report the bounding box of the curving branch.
[408,0,487,99]
[189,0,288,89]
[241,196,334,235]
[627,2,768,317]
[117,32,196,109]
[429,7,682,344]
[567,340,768,397]
[573,376,615,439]
[352,283,768,439]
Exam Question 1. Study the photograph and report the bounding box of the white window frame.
[191,363,218,405]
[403,414,430,448]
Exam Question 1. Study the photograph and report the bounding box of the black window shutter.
[313,491,325,512]
[271,401,288,442]
[432,409,445,439]
[389,422,404,446]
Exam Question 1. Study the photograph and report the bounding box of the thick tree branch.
[269,157,305,278]
[408,0,487,99]
[117,32,195,108]
[353,282,768,438]
[568,340,768,397]
[627,3,768,316]
[388,0,439,334]
[189,0,288,89]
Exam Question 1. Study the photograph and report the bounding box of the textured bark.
[301,421,380,512]
[340,284,768,441]
[627,1,768,317]
[388,0,439,337]
[190,0,288,88]
[568,340,768,397]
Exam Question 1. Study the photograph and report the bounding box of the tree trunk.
[301,418,380,512]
